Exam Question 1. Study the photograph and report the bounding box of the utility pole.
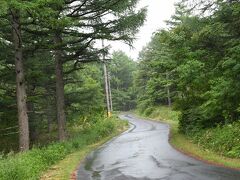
[102,40,112,117]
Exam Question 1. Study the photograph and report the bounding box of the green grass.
[135,106,240,169]
[0,116,128,180]
[139,106,180,122]
[41,125,128,180]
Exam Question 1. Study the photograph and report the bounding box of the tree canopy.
[135,0,240,134]
[0,0,146,151]
[109,51,137,111]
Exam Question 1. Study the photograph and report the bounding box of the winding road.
[77,114,240,180]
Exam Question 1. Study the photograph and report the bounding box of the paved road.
[77,114,240,180]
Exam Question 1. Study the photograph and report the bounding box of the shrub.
[140,106,240,159]
[0,116,125,180]
[192,121,240,158]
[143,107,155,116]
[141,106,180,122]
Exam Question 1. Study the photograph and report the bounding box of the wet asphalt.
[77,114,240,180]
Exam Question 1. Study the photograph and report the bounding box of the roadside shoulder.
[133,112,240,170]
[41,120,129,180]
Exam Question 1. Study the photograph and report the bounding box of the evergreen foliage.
[109,51,137,111]
[136,0,240,135]
[0,0,146,151]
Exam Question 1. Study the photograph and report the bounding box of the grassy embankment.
[135,106,240,169]
[0,116,128,180]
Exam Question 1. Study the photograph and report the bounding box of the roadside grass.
[135,106,240,169]
[41,121,128,180]
[0,116,128,180]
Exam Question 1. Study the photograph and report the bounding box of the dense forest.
[1,0,239,155]
[0,0,240,179]
[135,0,240,157]
[110,51,137,111]
[0,0,145,152]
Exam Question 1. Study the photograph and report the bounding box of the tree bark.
[11,9,30,151]
[167,86,171,107]
[46,92,54,133]
[54,33,67,141]
[47,114,53,133]
[166,72,172,107]
[27,101,38,142]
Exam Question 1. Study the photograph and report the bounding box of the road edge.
[132,113,240,171]
[71,120,130,180]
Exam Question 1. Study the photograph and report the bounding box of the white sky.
[110,0,177,60]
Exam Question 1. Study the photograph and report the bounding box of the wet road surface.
[77,114,240,180]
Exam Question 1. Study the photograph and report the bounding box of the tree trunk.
[46,95,54,133]
[54,33,66,141]
[27,101,38,142]
[166,72,172,107]
[44,67,55,133]
[11,9,30,151]
[47,113,53,133]
[167,86,171,107]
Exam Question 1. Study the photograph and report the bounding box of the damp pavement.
[76,114,240,180]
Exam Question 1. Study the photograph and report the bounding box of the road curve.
[76,114,240,180]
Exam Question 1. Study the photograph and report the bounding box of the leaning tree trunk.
[11,9,30,151]
[54,33,66,141]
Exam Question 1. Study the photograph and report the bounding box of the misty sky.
[111,0,177,60]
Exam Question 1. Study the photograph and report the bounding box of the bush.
[0,116,125,180]
[144,107,155,116]
[178,109,205,135]
[141,106,240,159]
[141,106,180,122]
[192,121,240,158]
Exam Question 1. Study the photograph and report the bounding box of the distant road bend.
[77,114,240,180]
